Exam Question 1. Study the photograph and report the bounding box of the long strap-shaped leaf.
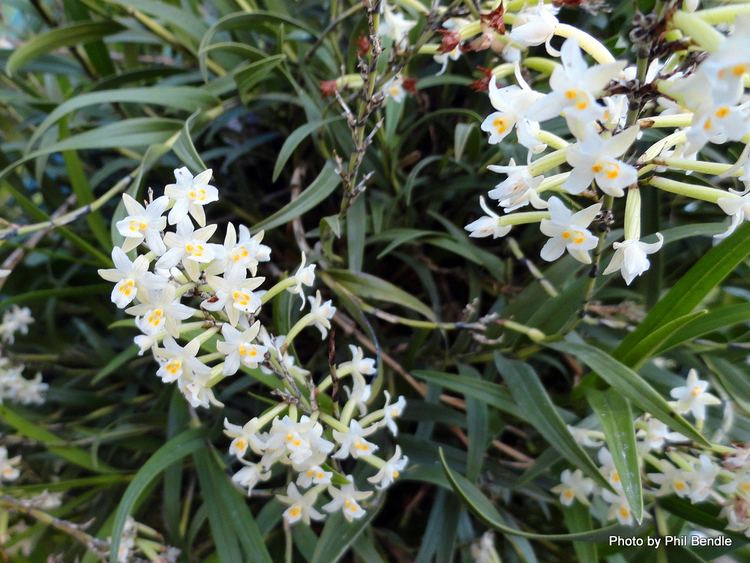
[615,222,750,364]
[109,428,205,560]
[548,342,708,446]
[587,389,643,523]
[439,449,647,542]
[494,355,611,490]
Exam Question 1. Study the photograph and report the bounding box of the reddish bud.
[480,5,506,34]
[437,29,461,53]
[469,66,494,92]
[356,35,371,57]
[319,80,338,97]
[402,77,417,93]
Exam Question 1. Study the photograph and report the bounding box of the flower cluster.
[554,368,750,535]
[0,308,47,405]
[462,6,750,285]
[100,167,407,525]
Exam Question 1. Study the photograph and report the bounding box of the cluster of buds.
[459,3,750,285]
[0,308,46,405]
[555,368,750,535]
[99,167,407,525]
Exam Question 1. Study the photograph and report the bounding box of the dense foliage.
[3,0,750,561]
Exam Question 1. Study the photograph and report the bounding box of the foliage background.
[2,0,750,561]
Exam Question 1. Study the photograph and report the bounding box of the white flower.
[433,46,460,76]
[5,372,47,405]
[307,291,336,339]
[322,476,373,522]
[636,418,687,452]
[647,460,691,497]
[216,321,267,375]
[0,447,21,481]
[296,466,332,488]
[687,454,719,503]
[277,483,325,525]
[487,161,547,211]
[231,463,271,495]
[564,127,639,197]
[480,77,544,152]
[718,470,750,499]
[0,306,34,344]
[381,391,406,436]
[98,247,165,308]
[601,489,634,526]
[528,38,626,125]
[126,285,195,338]
[154,336,211,384]
[669,369,721,421]
[509,3,559,51]
[721,504,750,536]
[288,253,316,310]
[698,16,750,106]
[367,445,408,489]
[157,219,219,281]
[259,328,310,380]
[115,194,168,254]
[263,416,334,467]
[465,196,512,239]
[223,416,267,458]
[550,468,594,506]
[684,103,750,157]
[567,426,603,448]
[178,368,220,409]
[470,532,498,563]
[332,419,379,459]
[603,234,663,285]
[203,269,264,327]
[133,316,162,355]
[206,224,271,277]
[717,190,750,240]
[382,76,407,103]
[539,197,601,264]
[164,167,218,227]
[379,4,415,47]
[597,447,622,491]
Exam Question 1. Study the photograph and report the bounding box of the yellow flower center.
[618,505,630,519]
[715,106,730,119]
[165,359,181,375]
[289,506,302,519]
[235,438,246,451]
[353,440,370,452]
[691,386,703,398]
[147,309,164,327]
[232,290,251,306]
[188,188,207,201]
[344,499,358,513]
[493,117,508,134]
[128,220,147,232]
[563,489,574,500]
[674,480,686,491]
[118,279,135,295]
[185,243,205,258]
[732,64,747,77]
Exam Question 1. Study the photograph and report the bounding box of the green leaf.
[310,496,382,563]
[656,303,750,354]
[439,449,645,541]
[615,310,707,370]
[548,341,708,445]
[412,369,521,418]
[563,504,598,563]
[110,429,205,560]
[326,269,437,321]
[273,117,342,182]
[27,87,216,153]
[194,448,273,563]
[0,405,118,474]
[250,161,340,232]
[586,389,643,523]
[494,355,610,490]
[460,364,488,480]
[103,0,208,40]
[6,21,124,76]
[615,222,750,359]
[235,55,286,104]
